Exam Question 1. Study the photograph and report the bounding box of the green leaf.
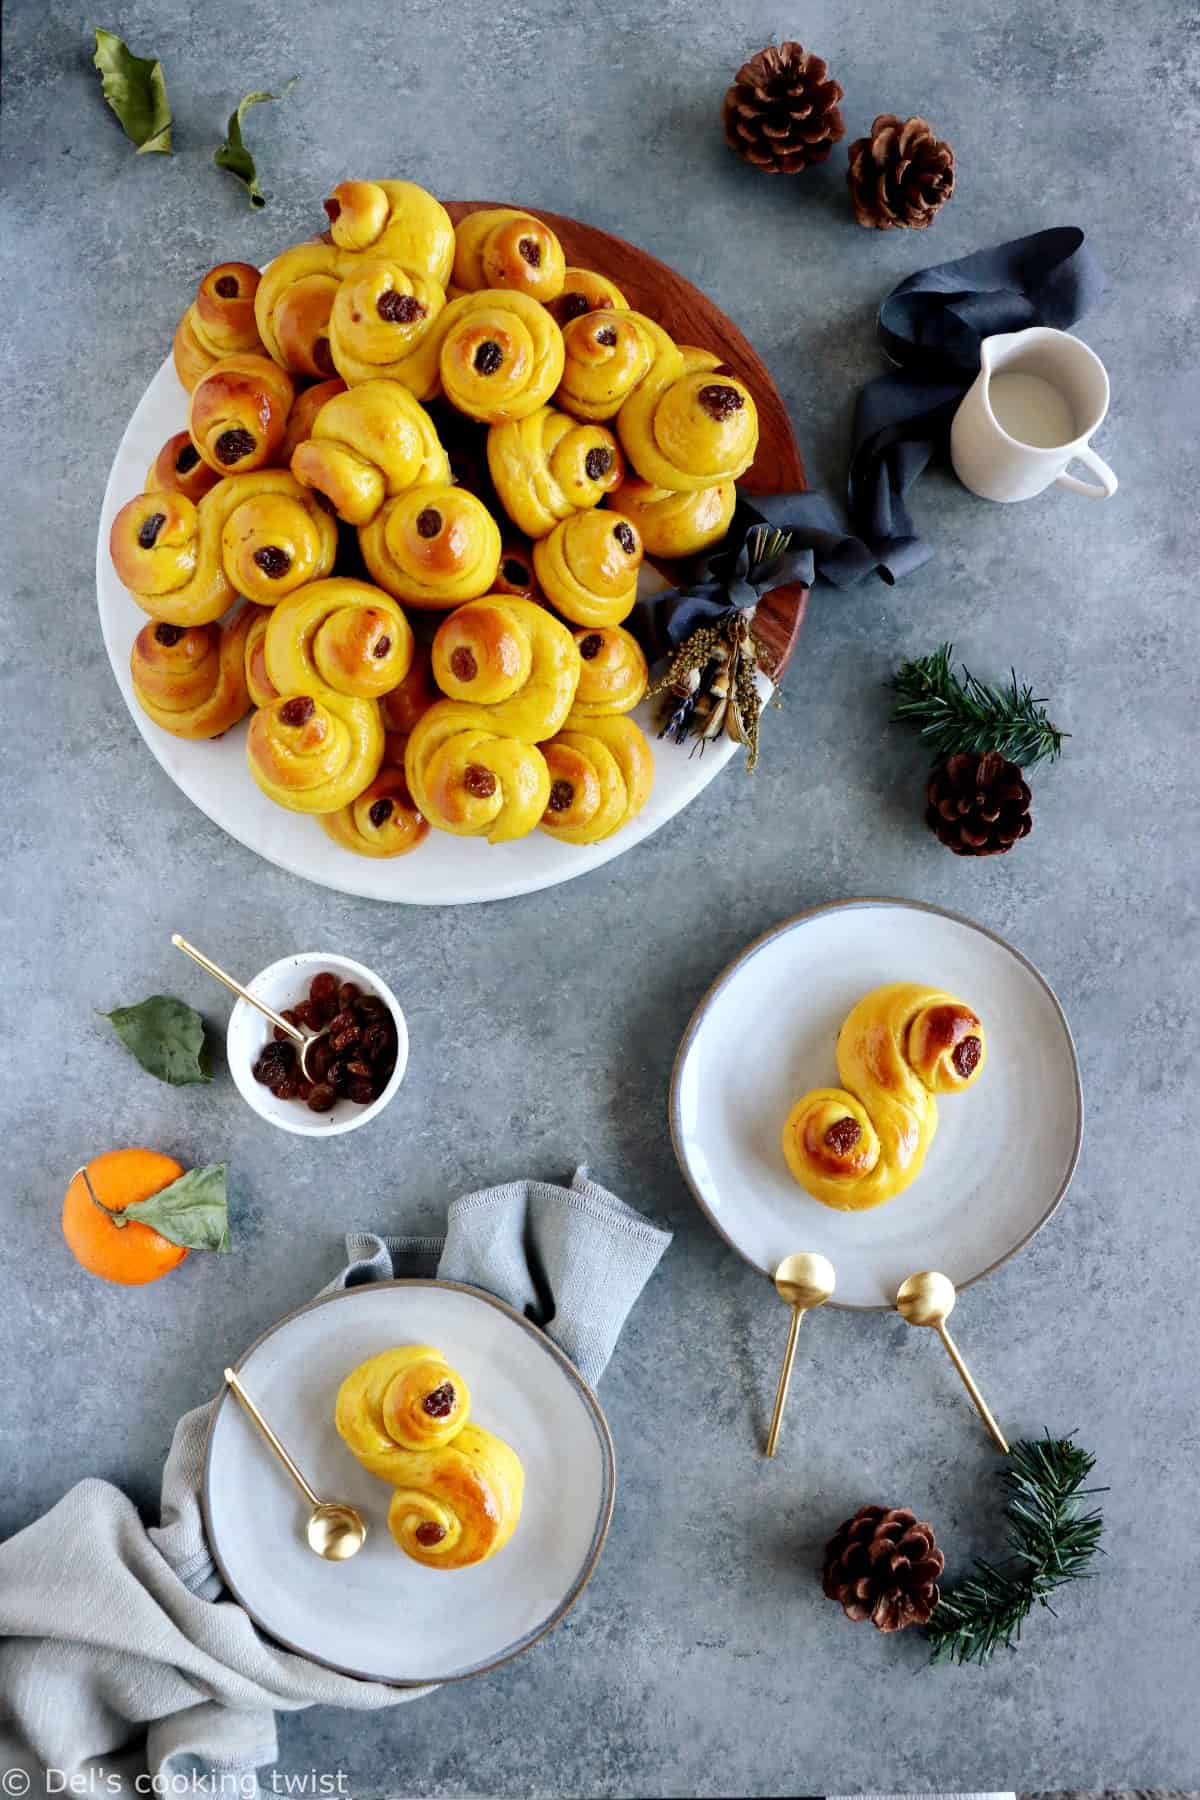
[92,28,172,155]
[101,995,211,1086]
[214,77,299,209]
[116,1163,232,1252]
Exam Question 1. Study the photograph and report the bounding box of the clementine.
[63,1148,189,1285]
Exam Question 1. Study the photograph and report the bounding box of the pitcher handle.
[1056,444,1118,500]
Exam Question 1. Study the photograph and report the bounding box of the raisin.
[278,695,315,727]
[449,646,478,682]
[518,236,542,267]
[557,292,591,325]
[214,274,240,299]
[548,779,575,813]
[138,512,167,550]
[824,1117,862,1156]
[502,557,530,586]
[372,635,392,660]
[323,196,341,223]
[175,442,201,474]
[306,1082,336,1113]
[585,446,613,481]
[154,623,185,647]
[356,994,386,1018]
[294,998,321,1031]
[595,325,618,347]
[310,972,338,1005]
[578,633,603,660]
[253,1041,295,1086]
[273,1007,302,1043]
[368,797,394,828]
[422,1382,456,1418]
[308,1038,335,1080]
[312,337,336,377]
[463,763,497,798]
[338,982,361,1008]
[613,521,637,555]
[698,383,745,421]
[376,290,426,323]
[215,427,257,466]
[348,1077,376,1105]
[363,1022,393,1063]
[327,1060,350,1095]
[272,1074,304,1101]
[953,1035,982,1078]
[345,1059,373,1081]
[473,339,504,375]
[253,545,291,579]
[416,506,442,538]
[329,1028,361,1056]
[414,1521,446,1547]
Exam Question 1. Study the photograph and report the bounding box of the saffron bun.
[405,701,550,843]
[617,363,758,492]
[187,354,295,475]
[263,577,414,702]
[538,714,655,845]
[254,242,344,378]
[290,380,449,526]
[130,608,254,740]
[556,310,677,422]
[436,289,565,424]
[606,474,735,558]
[564,625,648,721]
[487,406,623,538]
[327,260,447,396]
[246,687,384,815]
[451,208,566,303]
[173,262,264,392]
[532,509,643,628]
[781,983,987,1212]
[323,180,455,287]
[321,740,429,859]
[431,596,579,739]
[359,483,501,609]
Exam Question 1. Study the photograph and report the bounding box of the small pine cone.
[722,42,845,176]
[846,114,955,229]
[821,1505,945,1633]
[926,750,1032,856]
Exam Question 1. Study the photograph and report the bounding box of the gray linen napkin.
[0,1168,671,1798]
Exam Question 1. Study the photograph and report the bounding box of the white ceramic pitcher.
[950,326,1118,502]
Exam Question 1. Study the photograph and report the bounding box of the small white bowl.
[227,952,408,1138]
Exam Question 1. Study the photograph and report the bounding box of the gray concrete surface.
[2,0,1197,1793]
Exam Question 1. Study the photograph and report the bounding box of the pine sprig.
[891,643,1068,768]
[927,1434,1105,1667]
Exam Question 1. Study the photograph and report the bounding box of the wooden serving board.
[446,202,810,678]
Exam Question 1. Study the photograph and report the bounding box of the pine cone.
[722,43,845,175]
[926,750,1032,856]
[846,114,955,228]
[822,1505,945,1632]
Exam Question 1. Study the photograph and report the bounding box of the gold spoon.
[765,1252,836,1457]
[172,934,329,1082]
[223,1367,367,1560]
[895,1271,1009,1454]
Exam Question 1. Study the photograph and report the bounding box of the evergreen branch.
[891,643,1068,768]
[927,1433,1105,1667]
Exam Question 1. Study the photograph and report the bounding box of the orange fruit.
[63,1148,189,1285]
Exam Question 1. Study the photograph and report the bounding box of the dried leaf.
[100,995,211,1086]
[214,77,299,209]
[92,28,172,155]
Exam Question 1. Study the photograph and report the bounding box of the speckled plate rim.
[668,896,1085,1311]
[201,1278,616,1685]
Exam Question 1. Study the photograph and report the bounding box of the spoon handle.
[765,1305,805,1458]
[935,1324,1010,1454]
[171,935,305,1048]
[224,1367,321,1507]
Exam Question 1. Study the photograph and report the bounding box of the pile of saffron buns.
[109,180,761,857]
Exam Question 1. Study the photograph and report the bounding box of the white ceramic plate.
[95,355,743,904]
[670,899,1083,1310]
[203,1281,615,1683]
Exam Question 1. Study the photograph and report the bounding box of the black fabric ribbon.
[634,225,1104,653]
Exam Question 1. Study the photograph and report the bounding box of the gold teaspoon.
[895,1271,1009,1454]
[223,1367,367,1560]
[171,934,329,1081]
[765,1252,836,1457]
